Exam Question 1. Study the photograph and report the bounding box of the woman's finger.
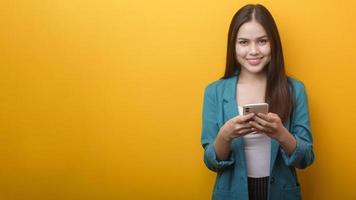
[256,113,272,122]
[249,121,273,133]
[235,113,255,123]
[235,127,255,136]
[235,123,252,131]
[253,116,272,128]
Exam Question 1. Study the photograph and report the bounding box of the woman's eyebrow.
[237,35,268,40]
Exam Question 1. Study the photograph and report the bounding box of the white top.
[238,106,271,178]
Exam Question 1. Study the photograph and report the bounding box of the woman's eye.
[259,39,268,45]
[238,40,248,45]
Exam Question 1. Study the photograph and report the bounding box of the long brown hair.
[222,4,293,123]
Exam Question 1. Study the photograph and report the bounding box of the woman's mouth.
[246,57,263,65]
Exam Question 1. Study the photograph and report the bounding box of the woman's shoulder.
[205,78,224,89]
[287,76,308,101]
[204,76,234,93]
[288,76,306,91]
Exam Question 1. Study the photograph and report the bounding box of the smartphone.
[242,103,269,115]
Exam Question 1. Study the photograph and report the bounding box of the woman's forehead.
[237,21,268,39]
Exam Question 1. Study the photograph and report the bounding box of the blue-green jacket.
[201,72,314,200]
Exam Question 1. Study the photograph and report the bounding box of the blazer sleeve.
[281,81,315,169]
[201,83,235,172]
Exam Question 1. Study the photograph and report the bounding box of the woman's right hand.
[218,113,256,142]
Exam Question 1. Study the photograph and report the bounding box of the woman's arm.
[249,81,314,169]
[201,83,235,172]
[276,128,297,155]
[201,82,259,171]
[213,128,233,161]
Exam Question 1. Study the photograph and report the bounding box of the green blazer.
[201,72,314,200]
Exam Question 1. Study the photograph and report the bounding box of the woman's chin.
[242,65,266,74]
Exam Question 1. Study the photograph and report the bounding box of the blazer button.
[270,177,275,184]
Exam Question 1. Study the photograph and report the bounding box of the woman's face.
[235,20,271,74]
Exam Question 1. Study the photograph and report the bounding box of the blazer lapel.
[222,75,238,123]
[222,74,248,175]
[222,69,240,122]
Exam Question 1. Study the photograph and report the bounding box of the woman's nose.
[249,43,259,54]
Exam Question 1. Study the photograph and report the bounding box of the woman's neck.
[238,68,267,85]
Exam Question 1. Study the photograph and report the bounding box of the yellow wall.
[1,0,355,199]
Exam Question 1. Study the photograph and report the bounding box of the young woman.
[201,4,314,200]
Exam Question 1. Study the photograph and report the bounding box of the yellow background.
[1,0,355,199]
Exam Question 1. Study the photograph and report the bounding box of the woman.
[201,4,314,200]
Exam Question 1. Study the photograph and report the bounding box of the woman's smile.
[246,57,264,65]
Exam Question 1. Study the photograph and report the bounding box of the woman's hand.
[214,113,256,161]
[249,112,288,141]
[249,112,297,155]
[218,113,256,142]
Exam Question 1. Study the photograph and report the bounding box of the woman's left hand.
[249,112,288,141]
